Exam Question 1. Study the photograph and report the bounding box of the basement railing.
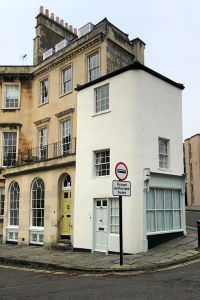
[4,138,76,167]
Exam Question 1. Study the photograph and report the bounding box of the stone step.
[48,243,72,252]
[57,239,70,245]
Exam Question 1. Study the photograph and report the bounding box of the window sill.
[91,175,110,179]
[28,227,44,231]
[6,226,19,229]
[59,90,72,98]
[158,168,172,172]
[38,101,49,108]
[92,109,111,117]
[1,108,20,111]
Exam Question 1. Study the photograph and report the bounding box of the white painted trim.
[92,110,111,117]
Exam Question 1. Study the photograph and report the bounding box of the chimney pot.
[39,6,44,14]
[56,17,59,23]
[60,19,64,26]
[74,28,77,35]
[69,25,73,32]
[65,23,68,29]
[51,13,54,20]
[45,9,49,17]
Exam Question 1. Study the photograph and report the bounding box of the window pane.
[146,211,155,232]
[156,211,164,231]
[95,150,110,177]
[95,85,109,113]
[174,211,181,229]
[9,182,20,226]
[31,178,45,227]
[156,190,164,209]
[173,190,180,209]
[146,189,154,209]
[165,190,172,209]
[165,211,173,230]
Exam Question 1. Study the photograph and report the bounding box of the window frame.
[93,149,110,177]
[0,187,5,216]
[158,138,169,169]
[190,163,193,180]
[2,131,17,167]
[88,52,99,82]
[30,178,45,229]
[94,84,109,114]
[191,185,194,203]
[39,128,47,160]
[189,144,192,159]
[40,79,48,104]
[1,82,21,110]
[61,120,71,155]
[8,181,20,227]
[146,188,182,235]
[110,198,119,234]
[62,67,72,95]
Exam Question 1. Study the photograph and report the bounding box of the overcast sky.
[1,0,199,141]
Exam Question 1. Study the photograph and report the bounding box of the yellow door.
[61,190,71,236]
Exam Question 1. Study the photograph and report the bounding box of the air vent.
[55,39,69,52]
[78,22,94,38]
[43,48,55,60]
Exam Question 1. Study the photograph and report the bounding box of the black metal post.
[197,220,200,248]
[119,195,123,265]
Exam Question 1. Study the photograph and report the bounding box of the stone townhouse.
[0,7,145,247]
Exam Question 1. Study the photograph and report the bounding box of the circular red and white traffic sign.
[115,162,128,181]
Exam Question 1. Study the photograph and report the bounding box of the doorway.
[61,174,71,237]
[94,199,107,252]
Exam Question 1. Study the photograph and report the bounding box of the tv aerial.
[19,54,27,65]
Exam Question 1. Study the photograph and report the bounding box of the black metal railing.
[4,138,76,167]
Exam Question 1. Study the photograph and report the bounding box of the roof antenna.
[19,54,27,65]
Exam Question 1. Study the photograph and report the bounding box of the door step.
[48,239,72,251]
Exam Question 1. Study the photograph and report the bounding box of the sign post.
[113,162,131,266]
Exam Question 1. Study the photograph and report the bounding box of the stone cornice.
[33,117,51,126]
[55,108,75,118]
[33,32,106,78]
[0,123,22,128]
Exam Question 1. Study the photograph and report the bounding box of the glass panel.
[165,211,173,230]
[96,200,101,206]
[165,190,172,209]
[173,190,180,209]
[156,211,164,231]
[174,211,181,229]
[103,200,107,206]
[146,211,155,232]
[146,189,154,209]
[156,190,164,209]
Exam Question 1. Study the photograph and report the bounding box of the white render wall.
[74,69,183,254]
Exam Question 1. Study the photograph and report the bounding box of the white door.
[94,199,107,252]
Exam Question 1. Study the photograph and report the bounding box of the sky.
[1,0,200,141]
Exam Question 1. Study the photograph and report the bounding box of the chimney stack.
[74,28,77,35]
[45,9,49,17]
[39,6,44,14]
[51,13,54,20]
[60,19,64,26]
[69,25,73,32]
[65,23,68,29]
[56,17,59,23]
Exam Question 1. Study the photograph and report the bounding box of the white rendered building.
[74,62,187,254]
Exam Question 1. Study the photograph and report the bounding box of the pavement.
[186,205,200,212]
[0,234,199,272]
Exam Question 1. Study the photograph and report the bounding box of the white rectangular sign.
[112,180,131,197]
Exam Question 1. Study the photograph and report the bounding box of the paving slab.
[0,234,199,271]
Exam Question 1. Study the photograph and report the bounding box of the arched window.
[31,178,45,227]
[63,174,71,189]
[9,182,20,226]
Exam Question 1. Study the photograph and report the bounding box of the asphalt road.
[1,262,200,300]
[186,211,200,228]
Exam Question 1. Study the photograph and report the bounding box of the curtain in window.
[165,190,173,230]
[146,211,155,232]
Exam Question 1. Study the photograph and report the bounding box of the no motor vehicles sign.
[115,162,128,181]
